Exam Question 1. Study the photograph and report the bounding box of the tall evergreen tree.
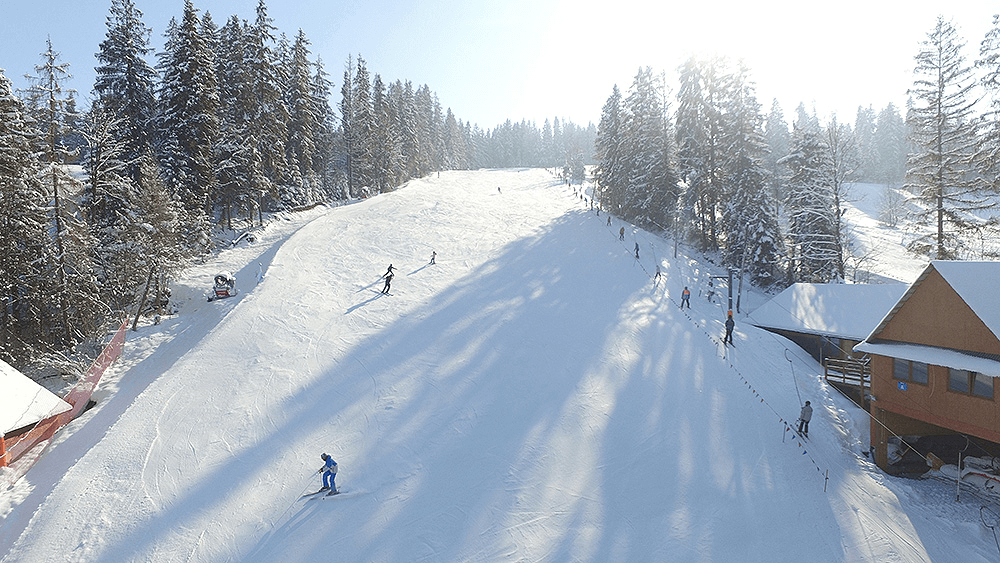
[21,38,100,346]
[93,0,157,184]
[0,69,49,363]
[285,29,321,203]
[594,85,626,213]
[873,103,907,186]
[905,16,985,259]
[157,0,220,238]
[783,120,839,282]
[675,56,730,250]
[246,0,291,197]
[977,14,1000,194]
[621,67,678,230]
[762,99,790,216]
[350,56,376,194]
[720,63,781,284]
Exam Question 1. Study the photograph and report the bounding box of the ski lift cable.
[785,348,804,406]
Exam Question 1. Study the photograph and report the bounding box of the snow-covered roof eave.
[748,320,868,341]
[853,340,1000,378]
[1,359,73,435]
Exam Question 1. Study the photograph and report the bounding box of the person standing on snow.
[724,313,735,345]
[430,251,436,265]
[798,401,813,436]
[619,226,625,241]
[382,271,394,294]
[681,286,691,308]
[634,242,640,260]
[319,453,338,492]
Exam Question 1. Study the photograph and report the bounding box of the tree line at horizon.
[594,15,1000,289]
[0,0,593,369]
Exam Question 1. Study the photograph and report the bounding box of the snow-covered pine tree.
[0,68,50,363]
[310,56,340,200]
[977,14,1000,196]
[762,99,790,217]
[853,106,878,182]
[246,0,291,199]
[93,0,157,185]
[392,80,421,181]
[156,1,219,247]
[594,85,626,214]
[371,74,399,192]
[873,103,907,186]
[443,108,467,172]
[21,38,101,346]
[285,29,321,205]
[622,66,678,230]
[905,16,986,260]
[824,115,859,280]
[541,119,555,168]
[413,85,438,176]
[720,63,781,285]
[675,56,731,251]
[350,56,376,195]
[782,118,840,283]
[214,15,263,227]
[81,103,141,313]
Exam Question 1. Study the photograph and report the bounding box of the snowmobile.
[207,272,238,302]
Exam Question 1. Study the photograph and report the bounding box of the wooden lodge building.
[855,261,1000,471]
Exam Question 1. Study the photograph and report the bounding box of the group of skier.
[318,215,817,498]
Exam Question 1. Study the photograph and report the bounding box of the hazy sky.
[1,0,997,129]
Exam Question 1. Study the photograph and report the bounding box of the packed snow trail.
[2,169,996,562]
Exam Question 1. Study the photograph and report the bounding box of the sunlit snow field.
[2,169,996,562]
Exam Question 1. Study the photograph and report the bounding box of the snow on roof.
[854,340,1000,378]
[747,282,908,340]
[1,358,72,435]
[931,260,1000,340]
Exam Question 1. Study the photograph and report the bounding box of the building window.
[948,368,994,399]
[893,358,928,385]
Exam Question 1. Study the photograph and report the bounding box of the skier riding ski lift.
[207,272,238,302]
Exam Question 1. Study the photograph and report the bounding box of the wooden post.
[132,267,155,332]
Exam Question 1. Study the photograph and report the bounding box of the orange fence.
[0,321,127,483]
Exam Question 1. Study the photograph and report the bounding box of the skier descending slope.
[319,453,338,495]
[382,264,396,294]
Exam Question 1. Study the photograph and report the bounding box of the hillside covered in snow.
[1,169,997,562]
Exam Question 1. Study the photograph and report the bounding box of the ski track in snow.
[1,170,998,562]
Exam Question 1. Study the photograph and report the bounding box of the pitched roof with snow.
[855,261,1000,376]
[931,260,1000,340]
[1,359,72,435]
[747,282,908,340]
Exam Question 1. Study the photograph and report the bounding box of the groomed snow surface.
[1,169,996,562]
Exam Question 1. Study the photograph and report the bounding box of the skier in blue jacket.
[320,453,338,492]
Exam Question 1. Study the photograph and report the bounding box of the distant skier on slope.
[430,251,436,265]
[619,226,625,241]
[381,264,396,294]
[797,401,813,437]
[319,453,338,493]
[681,286,691,308]
[724,313,735,346]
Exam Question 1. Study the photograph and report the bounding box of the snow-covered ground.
[2,169,998,562]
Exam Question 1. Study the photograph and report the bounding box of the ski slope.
[2,169,996,562]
